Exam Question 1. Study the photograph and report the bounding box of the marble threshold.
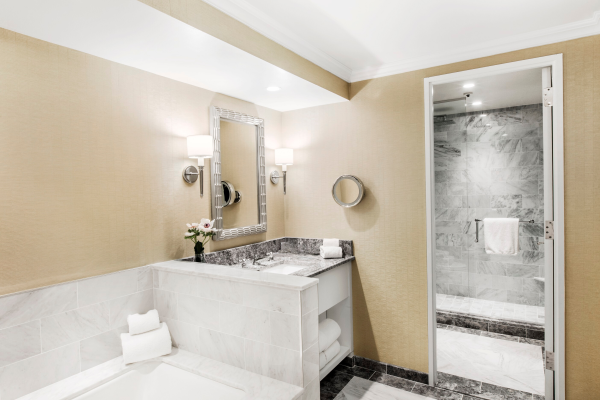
[17,348,303,400]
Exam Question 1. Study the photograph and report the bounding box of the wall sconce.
[183,135,213,197]
[274,148,293,195]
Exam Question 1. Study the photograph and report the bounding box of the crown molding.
[202,2,600,84]
[351,10,600,82]
[201,0,352,82]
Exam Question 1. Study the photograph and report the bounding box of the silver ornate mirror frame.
[210,106,267,240]
[332,175,364,207]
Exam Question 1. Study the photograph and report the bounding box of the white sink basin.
[262,264,305,275]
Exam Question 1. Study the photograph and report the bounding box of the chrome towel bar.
[474,219,535,243]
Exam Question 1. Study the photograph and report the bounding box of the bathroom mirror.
[332,175,364,207]
[210,106,266,240]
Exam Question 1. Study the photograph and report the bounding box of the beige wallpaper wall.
[0,28,284,296]
[282,35,600,398]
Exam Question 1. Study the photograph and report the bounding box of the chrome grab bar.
[474,219,535,243]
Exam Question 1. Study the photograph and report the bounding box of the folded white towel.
[128,309,160,335]
[483,218,519,255]
[320,246,343,259]
[319,340,341,369]
[319,318,342,352]
[121,322,172,364]
[323,238,340,247]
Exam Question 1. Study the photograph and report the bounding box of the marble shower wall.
[434,104,545,307]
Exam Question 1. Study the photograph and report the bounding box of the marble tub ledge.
[16,348,303,400]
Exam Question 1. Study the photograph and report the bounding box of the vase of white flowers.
[184,219,216,262]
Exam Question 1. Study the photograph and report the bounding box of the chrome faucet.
[267,252,274,261]
[241,258,248,267]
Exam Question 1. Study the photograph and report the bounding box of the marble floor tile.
[437,328,544,395]
[321,370,355,396]
[334,364,376,379]
[334,377,435,400]
[369,372,416,391]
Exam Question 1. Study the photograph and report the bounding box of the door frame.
[423,54,565,399]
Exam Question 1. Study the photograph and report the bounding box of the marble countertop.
[152,260,318,290]
[204,252,354,278]
[270,253,354,277]
[17,349,303,400]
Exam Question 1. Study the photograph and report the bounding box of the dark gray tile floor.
[320,363,545,400]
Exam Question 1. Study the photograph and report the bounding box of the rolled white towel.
[121,322,172,364]
[319,318,341,352]
[320,246,342,259]
[319,340,341,369]
[323,238,340,247]
[128,309,160,335]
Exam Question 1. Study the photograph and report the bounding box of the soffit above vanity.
[0,0,349,111]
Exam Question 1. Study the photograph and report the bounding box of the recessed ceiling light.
[471,101,482,106]
[480,114,487,117]
[266,86,280,92]
[486,124,492,127]
[502,134,508,136]
[463,83,475,88]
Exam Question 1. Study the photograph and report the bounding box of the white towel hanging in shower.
[483,218,519,255]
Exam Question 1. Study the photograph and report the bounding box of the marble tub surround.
[152,265,320,399]
[0,266,154,400]
[16,349,304,400]
[0,261,320,400]
[434,104,545,307]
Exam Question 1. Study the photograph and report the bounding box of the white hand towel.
[320,246,343,259]
[319,340,341,369]
[121,322,172,364]
[483,218,519,255]
[128,309,160,335]
[319,318,341,352]
[323,238,340,247]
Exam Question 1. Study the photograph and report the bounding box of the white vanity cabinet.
[316,262,354,380]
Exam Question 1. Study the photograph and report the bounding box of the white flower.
[186,223,192,228]
[184,232,195,237]
[199,218,215,232]
[191,223,199,228]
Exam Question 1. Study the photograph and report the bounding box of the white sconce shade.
[187,135,213,159]
[274,148,293,194]
[275,148,293,166]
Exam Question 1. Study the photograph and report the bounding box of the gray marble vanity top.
[180,237,354,278]
[214,252,355,277]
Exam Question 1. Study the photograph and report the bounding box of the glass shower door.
[433,98,469,302]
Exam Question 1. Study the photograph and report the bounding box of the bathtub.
[74,361,245,400]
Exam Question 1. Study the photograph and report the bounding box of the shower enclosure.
[433,100,546,324]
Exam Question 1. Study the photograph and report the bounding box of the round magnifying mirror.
[222,181,242,207]
[332,175,364,207]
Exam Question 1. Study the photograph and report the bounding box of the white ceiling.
[0,0,347,112]
[205,0,600,82]
[433,68,543,115]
